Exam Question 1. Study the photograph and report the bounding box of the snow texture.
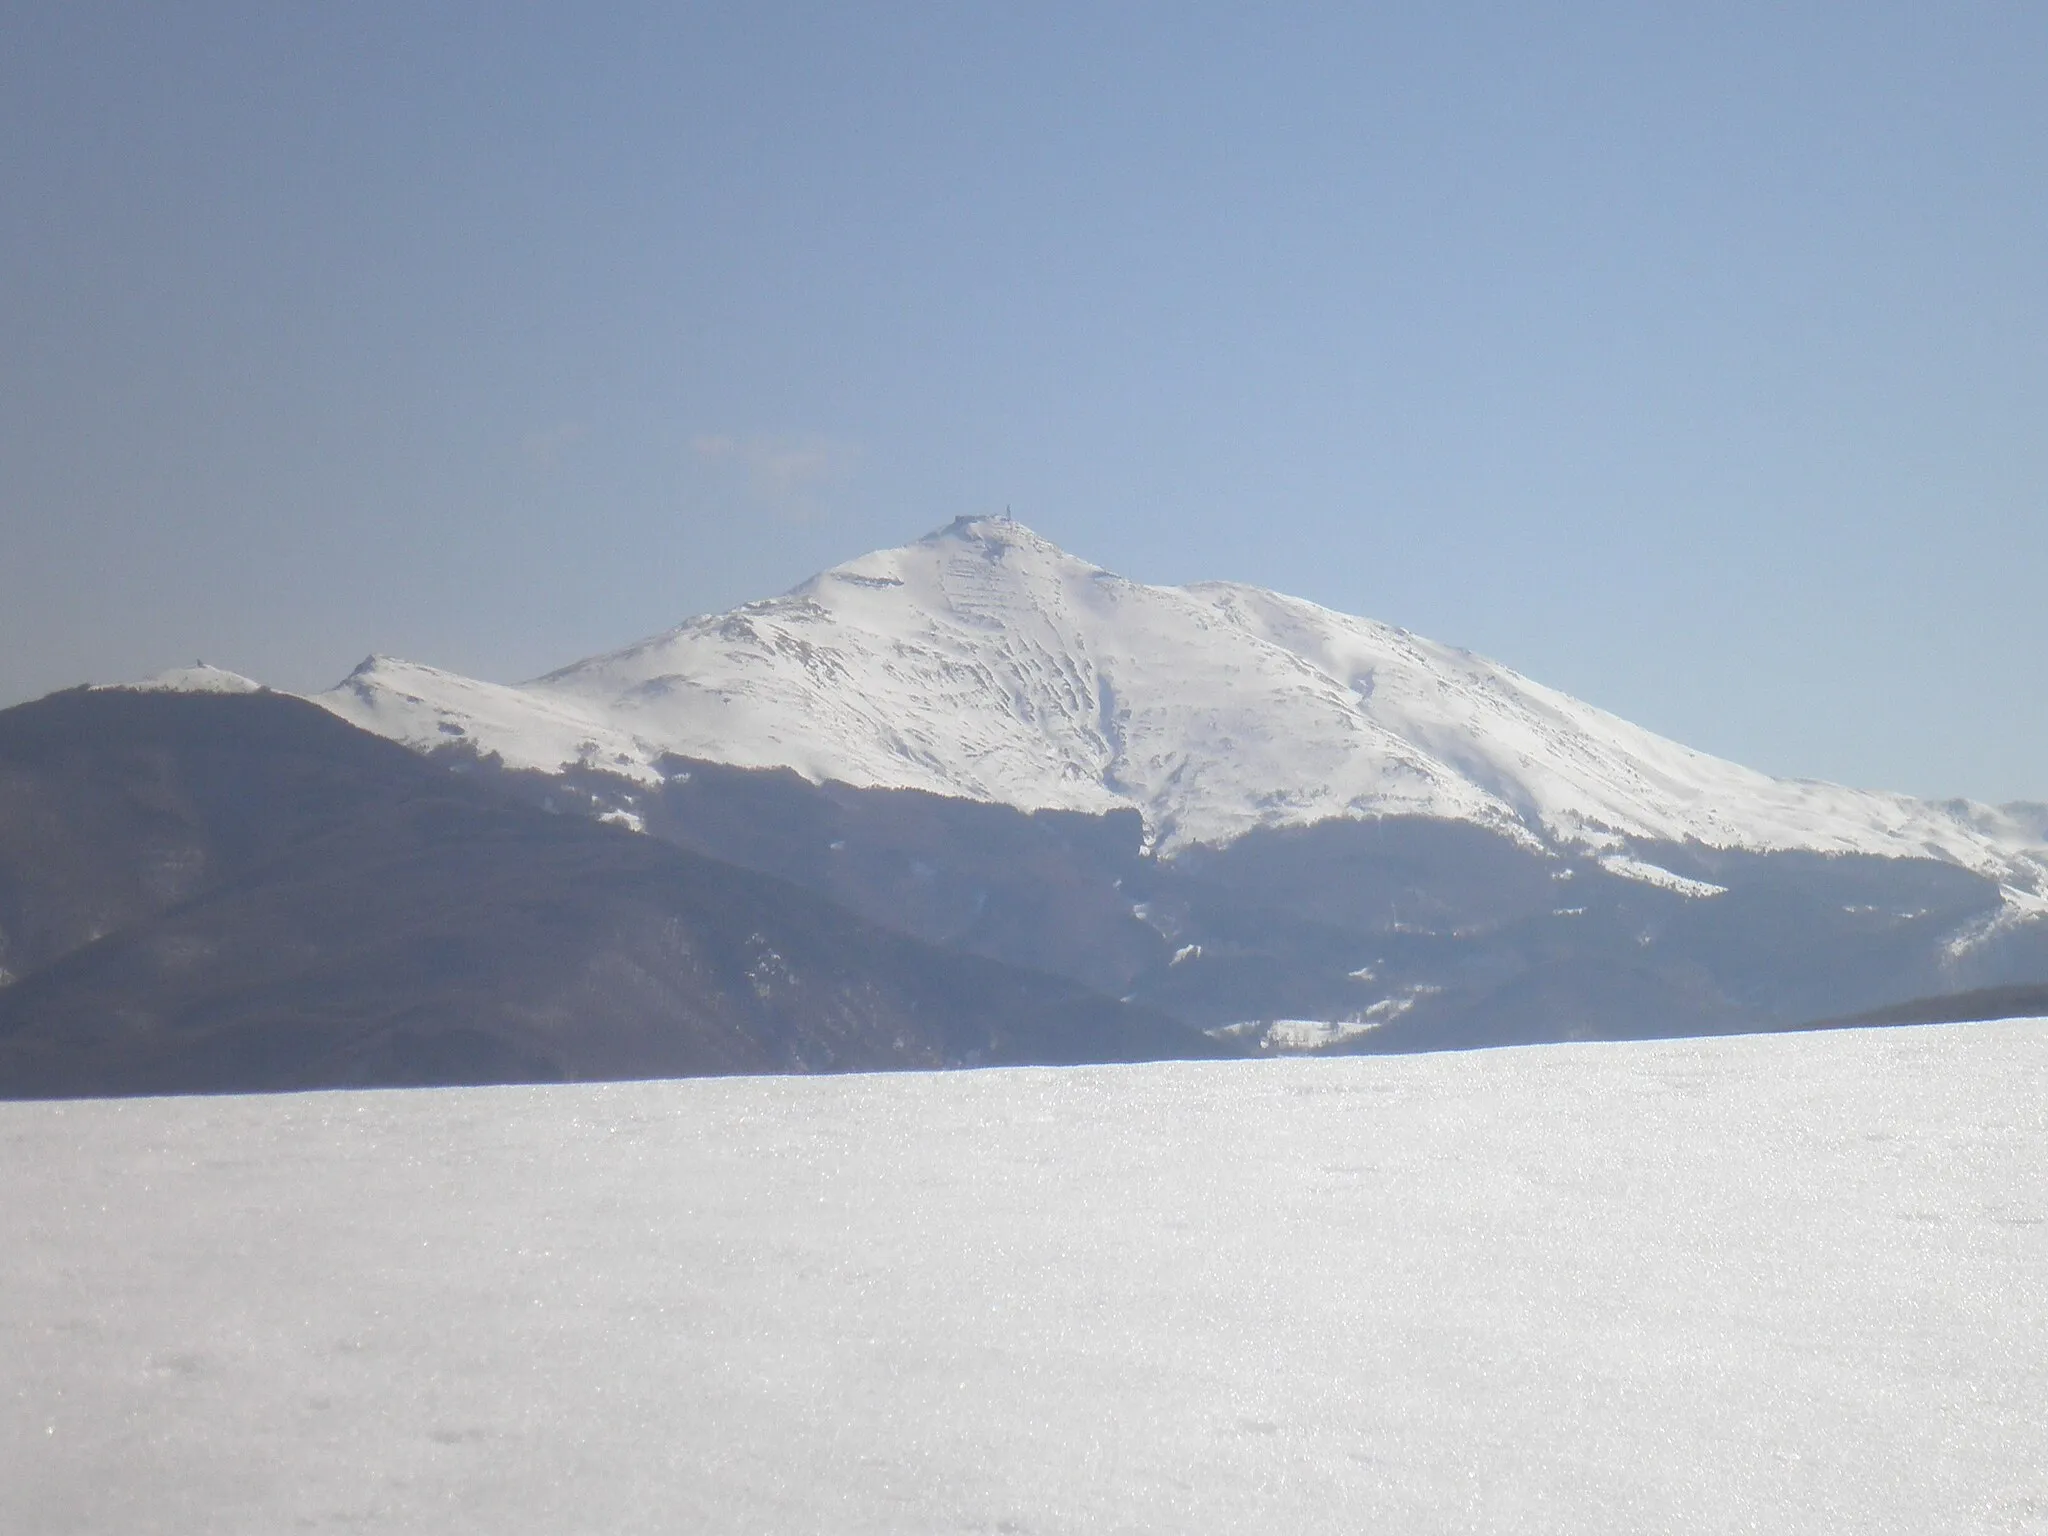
[314,518,2048,892]
[1595,853,1731,898]
[1210,1008,1414,1051]
[97,664,265,695]
[6,1021,2046,1534]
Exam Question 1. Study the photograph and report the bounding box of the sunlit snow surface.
[93,663,265,695]
[316,518,2048,890]
[7,1023,2047,1534]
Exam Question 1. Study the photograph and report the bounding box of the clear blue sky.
[4,4,2043,802]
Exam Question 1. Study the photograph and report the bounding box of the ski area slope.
[315,517,2048,885]
[7,1021,2046,1535]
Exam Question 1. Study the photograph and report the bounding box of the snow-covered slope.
[10,1023,2048,1534]
[314,517,2048,888]
[97,664,265,695]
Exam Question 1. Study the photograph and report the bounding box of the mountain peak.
[915,513,1092,566]
[312,522,2048,887]
[97,663,265,696]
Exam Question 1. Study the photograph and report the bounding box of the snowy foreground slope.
[7,1023,2045,1535]
[317,517,2048,887]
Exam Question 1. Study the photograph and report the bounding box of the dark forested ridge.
[1807,982,2048,1031]
[470,750,2048,1054]
[0,689,1211,1098]
[2,685,2042,1099]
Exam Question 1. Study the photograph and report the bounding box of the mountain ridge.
[311,517,2048,896]
[0,686,1211,1097]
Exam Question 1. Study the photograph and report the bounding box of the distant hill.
[436,747,2048,1053]
[1808,983,2048,1031]
[0,688,1211,1098]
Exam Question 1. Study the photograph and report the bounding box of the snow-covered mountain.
[99,663,266,695]
[314,517,2048,893]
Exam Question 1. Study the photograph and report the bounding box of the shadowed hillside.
[0,689,1212,1098]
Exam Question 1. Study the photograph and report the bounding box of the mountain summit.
[316,518,2047,889]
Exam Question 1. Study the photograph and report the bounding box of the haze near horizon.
[4,5,2044,803]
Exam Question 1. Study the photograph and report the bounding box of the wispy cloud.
[691,432,861,522]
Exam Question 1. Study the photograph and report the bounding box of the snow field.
[5,1021,2047,1534]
